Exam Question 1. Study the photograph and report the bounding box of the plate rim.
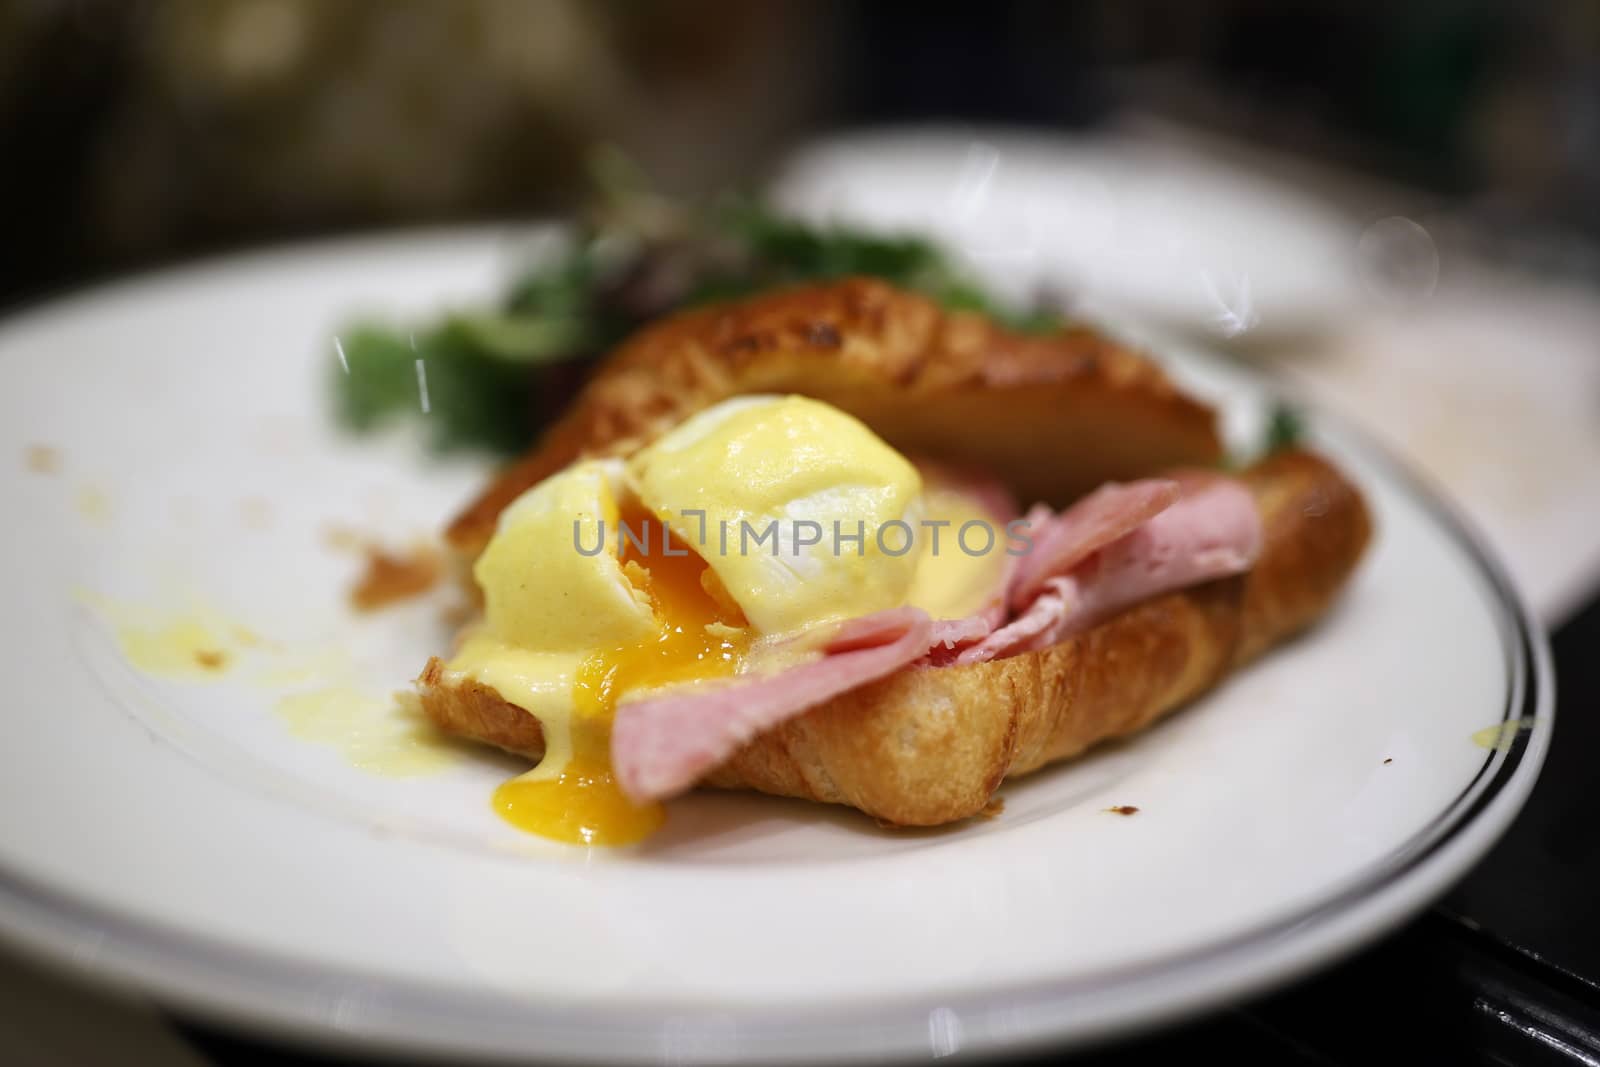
[0,233,1554,1064]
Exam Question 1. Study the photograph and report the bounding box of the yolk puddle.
[493,509,749,845]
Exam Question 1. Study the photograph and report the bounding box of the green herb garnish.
[1264,402,1306,454]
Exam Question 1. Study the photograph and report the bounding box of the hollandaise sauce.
[455,397,932,847]
[904,483,1012,622]
[492,510,749,845]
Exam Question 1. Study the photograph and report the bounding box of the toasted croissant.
[445,277,1221,561]
[418,449,1371,826]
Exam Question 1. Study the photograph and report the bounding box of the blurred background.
[2,0,1596,298]
[3,2,1600,1064]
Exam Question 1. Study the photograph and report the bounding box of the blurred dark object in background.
[1103,1,1600,278]
[0,0,829,301]
[0,0,1595,298]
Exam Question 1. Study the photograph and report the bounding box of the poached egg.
[441,394,1011,845]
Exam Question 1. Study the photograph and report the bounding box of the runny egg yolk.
[492,508,750,845]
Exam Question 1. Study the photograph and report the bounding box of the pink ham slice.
[612,471,1262,801]
[613,606,934,803]
[979,502,1052,630]
[1008,480,1179,610]
[929,484,1176,664]
[950,577,1076,666]
[958,475,1261,665]
[928,614,993,649]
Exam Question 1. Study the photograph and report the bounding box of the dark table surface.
[170,591,1600,1066]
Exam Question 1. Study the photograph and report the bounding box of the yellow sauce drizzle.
[277,687,462,776]
[75,590,240,680]
[904,484,1011,621]
[1471,717,1537,751]
[121,618,231,677]
[493,510,749,845]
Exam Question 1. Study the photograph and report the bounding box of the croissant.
[418,448,1370,825]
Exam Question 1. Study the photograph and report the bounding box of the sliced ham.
[984,502,1051,628]
[952,576,1075,665]
[928,614,994,649]
[613,606,934,803]
[958,475,1261,664]
[1008,479,1179,610]
[612,471,1262,801]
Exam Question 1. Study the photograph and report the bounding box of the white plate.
[0,229,1551,1064]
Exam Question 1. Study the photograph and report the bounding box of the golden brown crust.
[416,448,1372,827]
[416,657,548,755]
[445,277,1221,559]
